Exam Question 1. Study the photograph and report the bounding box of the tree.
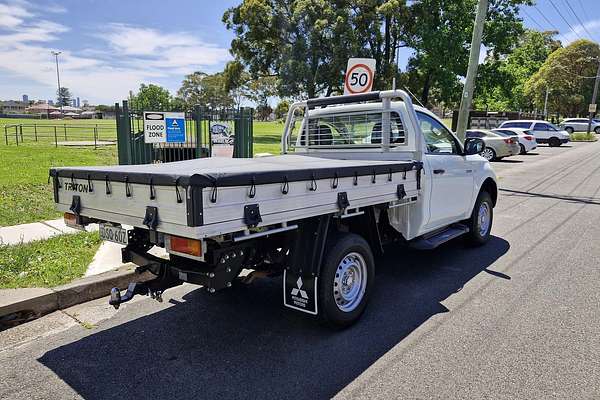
[177,71,233,109]
[223,0,409,98]
[474,30,561,111]
[525,39,600,116]
[274,100,290,119]
[224,60,278,111]
[56,87,72,107]
[224,0,529,105]
[403,0,530,107]
[129,84,172,110]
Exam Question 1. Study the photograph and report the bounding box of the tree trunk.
[421,71,432,106]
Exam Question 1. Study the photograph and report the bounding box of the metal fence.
[3,122,116,148]
[115,100,253,165]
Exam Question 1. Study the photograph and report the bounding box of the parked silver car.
[559,118,600,134]
[466,129,520,161]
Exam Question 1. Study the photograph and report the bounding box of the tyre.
[481,147,496,161]
[465,191,493,246]
[519,144,526,155]
[595,127,600,134]
[565,127,574,134]
[549,137,561,147]
[318,233,375,328]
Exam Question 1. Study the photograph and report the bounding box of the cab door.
[417,112,475,229]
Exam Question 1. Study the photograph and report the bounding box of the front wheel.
[465,191,493,246]
[318,233,375,328]
[549,137,561,147]
[519,144,526,154]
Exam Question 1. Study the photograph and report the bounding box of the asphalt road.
[1,141,600,399]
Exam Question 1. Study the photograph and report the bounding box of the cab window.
[417,112,460,154]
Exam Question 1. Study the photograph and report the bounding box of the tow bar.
[110,282,157,309]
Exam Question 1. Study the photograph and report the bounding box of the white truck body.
[50,90,498,326]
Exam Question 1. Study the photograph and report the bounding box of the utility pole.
[456,0,488,141]
[51,51,62,114]
[543,86,549,119]
[587,60,600,135]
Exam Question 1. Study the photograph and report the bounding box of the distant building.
[83,99,89,107]
[48,100,54,105]
[22,94,29,103]
[76,97,80,107]
[1,100,28,114]
[71,99,77,107]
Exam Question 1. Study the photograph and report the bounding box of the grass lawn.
[0,232,101,289]
[570,132,597,142]
[0,142,117,226]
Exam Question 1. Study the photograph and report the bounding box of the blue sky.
[0,0,598,105]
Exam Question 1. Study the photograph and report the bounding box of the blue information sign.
[165,117,186,143]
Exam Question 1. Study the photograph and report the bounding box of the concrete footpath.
[0,218,98,246]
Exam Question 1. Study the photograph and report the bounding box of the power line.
[547,0,583,40]
[522,7,545,31]
[561,0,595,41]
[533,4,560,32]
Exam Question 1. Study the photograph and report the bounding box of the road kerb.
[0,265,154,327]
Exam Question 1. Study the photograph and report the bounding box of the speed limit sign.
[344,58,376,95]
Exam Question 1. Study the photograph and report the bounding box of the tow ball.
[109,282,163,310]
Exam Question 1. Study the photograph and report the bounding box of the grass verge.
[569,132,597,142]
[0,143,117,226]
[0,232,101,289]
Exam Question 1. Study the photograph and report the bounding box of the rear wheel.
[481,147,496,161]
[595,127,600,134]
[465,191,493,246]
[519,144,526,154]
[565,127,574,134]
[549,137,561,147]
[318,233,374,328]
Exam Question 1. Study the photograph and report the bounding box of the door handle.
[433,169,445,174]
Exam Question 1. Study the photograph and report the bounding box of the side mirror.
[464,137,484,155]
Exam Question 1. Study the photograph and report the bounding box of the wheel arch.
[480,177,498,206]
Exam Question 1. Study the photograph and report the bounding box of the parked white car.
[498,120,570,147]
[559,118,600,134]
[492,128,537,154]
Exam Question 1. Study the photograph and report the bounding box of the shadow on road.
[39,236,510,400]
[499,188,600,205]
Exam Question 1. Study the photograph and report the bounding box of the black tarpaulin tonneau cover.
[50,155,421,188]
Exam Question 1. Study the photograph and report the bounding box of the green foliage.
[224,0,529,106]
[0,232,101,288]
[177,71,234,109]
[223,0,409,98]
[475,30,560,111]
[129,83,172,110]
[274,100,290,119]
[570,132,597,142]
[56,87,72,107]
[525,39,600,116]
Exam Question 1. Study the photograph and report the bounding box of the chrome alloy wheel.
[478,201,491,236]
[481,148,494,161]
[333,252,367,312]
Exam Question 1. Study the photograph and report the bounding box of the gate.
[115,101,253,165]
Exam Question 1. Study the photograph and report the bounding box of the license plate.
[99,224,129,245]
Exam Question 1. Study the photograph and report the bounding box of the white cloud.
[557,19,600,45]
[0,2,231,103]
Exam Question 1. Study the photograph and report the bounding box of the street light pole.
[587,60,600,135]
[456,0,489,141]
[51,51,62,114]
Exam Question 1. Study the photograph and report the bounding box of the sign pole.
[587,60,600,135]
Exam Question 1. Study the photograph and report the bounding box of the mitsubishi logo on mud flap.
[284,270,317,315]
[291,277,308,299]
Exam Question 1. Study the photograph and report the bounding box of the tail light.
[524,135,533,141]
[167,235,203,258]
[503,138,513,144]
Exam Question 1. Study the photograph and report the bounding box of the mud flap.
[283,270,318,315]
